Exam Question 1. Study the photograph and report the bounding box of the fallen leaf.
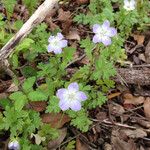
[112,137,136,150]
[76,0,89,5]
[80,56,90,65]
[58,8,71,22]
[41,113,70,128]
[111,129,137,150]
[57,8,72,33]
[108,92,121,100]
[132,34,145,45]
[48,128,67,149]
[29,101,47,112]
[139,54,146,62]
[144,97,150,121]
[104,143,112,150]
[45,17,59,31]
[136,119,150,128]
[145,40,150,64]
[76,138,89,150]
[121,128,147,139]
[6,83,19,92]
[109,103,125,116]
[96,111,107,122]
[0,93,8,99]
[66,29,80,41]
[31,133,45,145]
[123,93,145,105]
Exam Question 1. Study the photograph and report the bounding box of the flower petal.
[92,34,102,43]
[107,27,117,37]
[77,91,87,101]
[93,24,101,33]
[56,88,67,99]
[60,40,68,48]
[57,33,64,40]
[70,100,81,111]
[59,99,70,111]
[47,45,54,52]
[102,20,110,30]
[48,36,55,42]
[53,48,62,54]
[102,36,112,46]
[68,82,79,92]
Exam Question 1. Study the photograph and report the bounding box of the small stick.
[91,118,136,129]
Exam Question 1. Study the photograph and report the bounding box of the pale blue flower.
[92,20,117,46]
[8,140,20,150]
[56,82,87,111]
[47,33,68,54]
[123,0,136,11]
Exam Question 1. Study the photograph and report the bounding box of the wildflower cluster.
[48,19,117,111]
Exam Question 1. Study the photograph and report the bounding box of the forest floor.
[0,0,150,150]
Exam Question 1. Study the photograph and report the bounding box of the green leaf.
[9,92,27,111]
[0,98,12,109]
[67,109,92,132]
[80,38,95,60]
[28,91,48,101]
[16,38,34,52]
[23,0,38,14]
[12,54,19,69]
[65,140,76,150]
[2,0,17,18]
[22,76,36,93]
[46,96,61,113]
[61,47,76,68]
[21,66,37,78]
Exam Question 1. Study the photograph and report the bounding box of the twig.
[66,45,96,68]
[91,118,136,129]
[65,54,86,68]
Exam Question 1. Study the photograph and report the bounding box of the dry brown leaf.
[111,129,137,150]
[76,0,89,5]
[109,103,125,116]
[136,119,150,128]
[45,17,59,31]
[96,111,107,121]
[104,143,112,150]
[112,138,136,150]
[6,83,19,92]
[57,8,72,33]
[58,8,71,22]
[80,56,90,65]
[41,113,70,128]
[139,54,146,62]
[76,138,89,150]
[123,93,145,105]
[144,97,150,121]
[0,93,8,99]
[145,40,150,64]
[121,129,147,139]
[29,101,47,112]
[48,128,67,150]
[66,29,80,41]
[133,34,145,45]
[108,92,121,100]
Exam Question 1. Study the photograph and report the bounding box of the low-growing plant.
[0,0,150,149]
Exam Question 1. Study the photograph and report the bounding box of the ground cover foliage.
[0,0,150,149]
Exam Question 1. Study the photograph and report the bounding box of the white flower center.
[98,28,108,37]
[67,91,77,101]
[51,38,60,47]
